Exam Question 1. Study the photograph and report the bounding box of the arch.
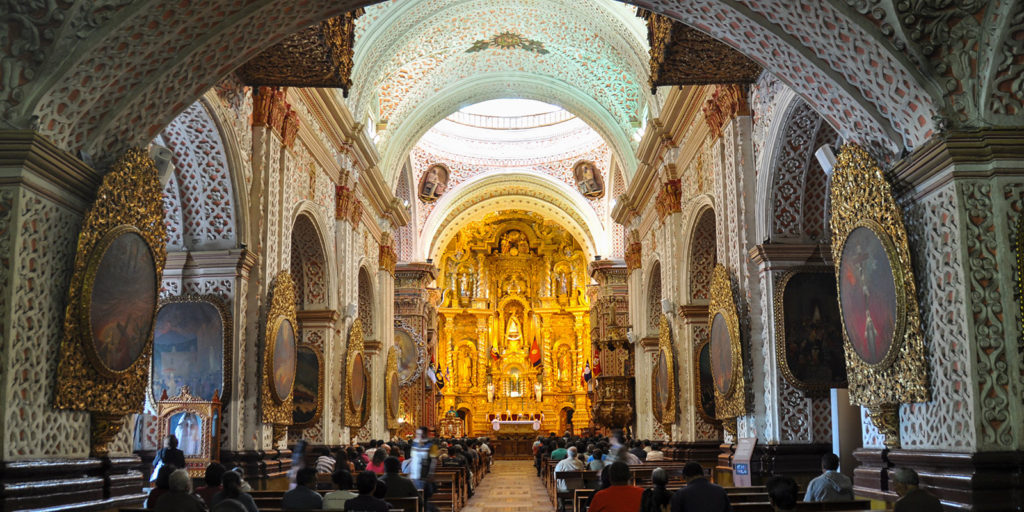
[156,99,238,252]
[289,211,331,310]
[757,95,840,244]
[421,171,608,262]
[682,198,717,303]
[380,72,639,188]
[646,261,663,334]
[357,266,376,339]
[18,0,957,162]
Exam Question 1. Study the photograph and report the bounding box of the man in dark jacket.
[152,435,187,481]
[892,468,942,512]
[281,468,323,510]
[379,457,418,499]
[344,471,392,512]
[670,462,732,512]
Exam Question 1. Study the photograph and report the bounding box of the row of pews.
[540,458,872,512]
[121,452,489,512]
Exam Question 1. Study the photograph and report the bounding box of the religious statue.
[573,160,604,199]
[505,316,523,353]
[418,163,449,203]
[500,230,528,256]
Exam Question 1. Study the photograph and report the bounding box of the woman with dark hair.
[639,468,672,512]
[366,446,387,474]
[211,470,258,512]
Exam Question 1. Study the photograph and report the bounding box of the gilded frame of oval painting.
[651,315,677,428]
[394,318,426,387]
[261,272,297,426]
[829,144,928,409]
[708,265,746,422]
[385,347,400,430]
[345,319,368,427]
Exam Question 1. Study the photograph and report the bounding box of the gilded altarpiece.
[436,212,592,435]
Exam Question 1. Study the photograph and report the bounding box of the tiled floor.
[460,460,554,512]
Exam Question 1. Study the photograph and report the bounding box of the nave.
[462,461,551,512]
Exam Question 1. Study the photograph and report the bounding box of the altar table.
[491,419,541,433]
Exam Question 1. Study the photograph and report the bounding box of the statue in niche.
[556,345,572,385]
[505,316,523,353]
[573,160,604,199]
[500,230,528,256]
[418,164,449,203]
[456,343,476,390]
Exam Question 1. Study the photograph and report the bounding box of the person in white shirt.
[646,443,665,462]
[554,446,587,492]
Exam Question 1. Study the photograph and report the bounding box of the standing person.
[766,476,799,512]
[344,471,392,512]
[407,426,438,491]
[640,468,673,512]
[804,453,854,502]
[892,468,942,512]
[670,462,732,512]
[323,468,358,510]
[151,435,186,482]
[211,471,258,512]
[153,468,207,512]
[586,462,644,512]
[282,467,323,510]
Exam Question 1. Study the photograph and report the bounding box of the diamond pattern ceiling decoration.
[348,0,654,186]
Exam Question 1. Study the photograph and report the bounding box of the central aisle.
[460,460,554,512]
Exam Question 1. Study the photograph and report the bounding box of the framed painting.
[394,321,425,386]
[261,272,297,426]
[709,312,733,396]
[292,345,322,427]
[708,264,746,422]
[695,340,718,423]
[386,347,400,430]
[345,319,367,427]
[84,226,159,375]
[775,271,847,392]
[837,223,904,369]
[153,295,232,402]
[650,315,676,428]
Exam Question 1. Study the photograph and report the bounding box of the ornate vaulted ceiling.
[348,0,654,186]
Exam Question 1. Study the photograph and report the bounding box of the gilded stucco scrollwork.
[709,264,747,421]
[829,144,929,447]
[652,316,677,429]
[261,272,297,426]
[53,147,167,456]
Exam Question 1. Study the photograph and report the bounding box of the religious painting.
[351,353,366,409]
[651,350,668,423]
[838,225,900,367]
[292,346,321,426]
[395,328,421,385]
[86,228,158,373]
[572,160,604,199]
[153,296,229,402]
[709,312,733,395]
[168,411,204,457]
[388,372,400,420]
[696,341,717,420]
[418,163,449,203]
[272,319,297,402]
[778,272,847,391]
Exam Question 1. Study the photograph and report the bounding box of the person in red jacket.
[587,462,644,512]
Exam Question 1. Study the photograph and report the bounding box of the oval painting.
[389,372,400,419]
[698,342,716,419]
[709,312,733,395]
[90,231,157,372]
[273,319,297,401]
[351,353,366,409]
[838,226,898,366]
[651,349,669,422]
[395,330,419,384]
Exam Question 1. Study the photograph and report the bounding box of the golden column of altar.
[434,212,592,437]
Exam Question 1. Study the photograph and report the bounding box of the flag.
[427,363,438,385]
[491,346,501,361]
[530,337,542,367]
[593,349,602,377]
[436,366,445,390]
[582,361,592,385]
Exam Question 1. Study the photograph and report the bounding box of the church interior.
[1,0,1023,510]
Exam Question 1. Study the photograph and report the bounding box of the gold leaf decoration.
[709,264,747,420]
[261,272,297,426]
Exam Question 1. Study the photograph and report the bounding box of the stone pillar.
[394,262,438,431]
[370,236,397,439]
[0,132,147,509]
[849,131,1024,509]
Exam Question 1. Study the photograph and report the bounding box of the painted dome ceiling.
[348,0,653,185]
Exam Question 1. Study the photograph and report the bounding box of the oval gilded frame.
[693,338,720,426]
[261,272,297,425]
[836,220,907,370]
[291,344,324,428]
[708,264,746,420]
[80,224,160,378]
[385,346,400,430]
[651,315,677,428]
[394,318,426,387]
[345,319,367,427]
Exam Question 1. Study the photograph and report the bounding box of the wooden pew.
[732,501,871,512]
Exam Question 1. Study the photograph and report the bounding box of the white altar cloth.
[491,419,541,431]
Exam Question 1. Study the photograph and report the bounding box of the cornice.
[297,308,340,326]
[163,249,258,279]
[890,129,1024,201]
[0,130,102,212]
[678,304,709,321]
[748,243,832,270]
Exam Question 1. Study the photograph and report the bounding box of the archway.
[288,213,330,437]
[686,205,722,440]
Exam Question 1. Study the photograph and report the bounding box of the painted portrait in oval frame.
[651,350,668,423]
[350,353,366,410]
[388,372,400,420]
[292,346,321,426]
[696,341,717,420]
[83,226,159,375]
[271,318,297,402]
[779,272,847,391]
[709,312,734,396]
[837,222,905,368]
[395,329,420,385]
